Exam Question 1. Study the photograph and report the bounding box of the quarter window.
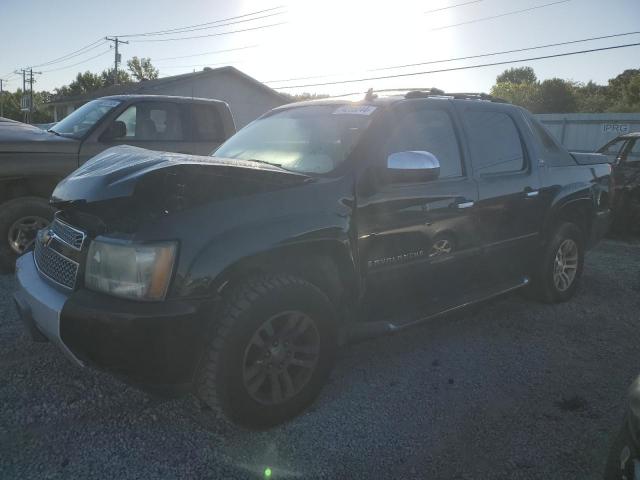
[386,109,463,179]
[464,111,525,174]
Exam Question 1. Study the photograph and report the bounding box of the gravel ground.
[1,239,640,479]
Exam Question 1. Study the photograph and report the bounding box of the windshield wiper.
[47,129,61,137]
[246,158,283,168]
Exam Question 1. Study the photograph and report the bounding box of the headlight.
[85,239,177,301]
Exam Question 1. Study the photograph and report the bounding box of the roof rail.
[357,88,510,104]
[444,92,509,103]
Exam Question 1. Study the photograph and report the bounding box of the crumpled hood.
[0,119,79,153]
[52,145,310,205]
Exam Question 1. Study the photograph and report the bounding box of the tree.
[100,68,132,87]
[490,81,541,111]
[536,78,577,113]
[574,81,609,113]
[496,66,537,85]
[0,89,54,122]
[607,69,640,112]
[54,71,104,99]
[127,57,159,81]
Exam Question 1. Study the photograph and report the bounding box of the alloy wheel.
[553,238,579,292]
[242,310,320,405]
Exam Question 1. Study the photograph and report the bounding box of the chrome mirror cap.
[387,151,440,177]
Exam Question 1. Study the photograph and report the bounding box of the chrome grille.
[50,217,85,250]
[34,233,80,290]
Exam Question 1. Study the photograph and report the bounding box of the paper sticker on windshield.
[333,105,377,116]
[98,100,121,108]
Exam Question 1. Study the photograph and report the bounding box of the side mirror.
[102,120,127,141]
[386,151,440,182]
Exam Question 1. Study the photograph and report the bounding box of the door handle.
[456,201,475,209]
[524,190,539,198]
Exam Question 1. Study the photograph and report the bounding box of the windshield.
[50,99,122,139]
[214,104,375,174]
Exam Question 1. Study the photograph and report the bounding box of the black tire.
[195,273,338,429]
[530,222,584,303]
[0,197,54,272]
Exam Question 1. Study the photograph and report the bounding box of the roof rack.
[359,88,509,104]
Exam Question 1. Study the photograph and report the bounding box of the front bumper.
[14,252,217,391]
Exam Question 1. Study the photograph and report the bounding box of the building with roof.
[49,66,287,128]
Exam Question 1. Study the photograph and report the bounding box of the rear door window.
[463,111,525,174]
[190,104,225,142]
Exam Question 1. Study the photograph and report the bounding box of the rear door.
[357,101,481,315]
[456,103,544,283]
[186,103,230,155]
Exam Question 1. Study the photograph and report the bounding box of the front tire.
[195,274,337,428]
[530,222,584,303]
[0,197,54,272]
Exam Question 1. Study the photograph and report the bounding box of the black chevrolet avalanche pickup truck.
[14,91,612,428]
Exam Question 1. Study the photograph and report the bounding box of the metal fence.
[535,113,640,153]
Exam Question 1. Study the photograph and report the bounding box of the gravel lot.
[1,238,640,479]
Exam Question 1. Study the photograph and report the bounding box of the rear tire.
[530,222,584,303]
[0,197,54,272]
[195,273,337,428]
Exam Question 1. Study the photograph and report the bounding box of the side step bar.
[345,277,529,343]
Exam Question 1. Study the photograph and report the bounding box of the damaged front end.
[51,145,310,236]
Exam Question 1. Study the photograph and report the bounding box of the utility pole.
[0,79,5,118]
[27,69,42,124]
[15,69,28,122]
[105,36,129,85]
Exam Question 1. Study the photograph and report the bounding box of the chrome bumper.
[14,252,84,367]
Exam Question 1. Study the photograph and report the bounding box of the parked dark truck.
[14,91,613,428]
[597,132,640,232]
[0,95,235,269]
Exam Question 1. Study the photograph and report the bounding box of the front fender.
[182,210,355,297]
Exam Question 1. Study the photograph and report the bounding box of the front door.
[615,138,640,226]
[356,102,480,321]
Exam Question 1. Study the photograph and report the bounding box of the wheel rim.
[429,238,452,257]
[7,216,50,255]
[242,310,320,405]
[553,239,579,292]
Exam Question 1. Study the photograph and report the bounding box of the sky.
[1,0,639,97]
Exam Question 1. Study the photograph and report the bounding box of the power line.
[372,30,640,71]
[270,41,640,90]
[118,5,284,37]
[26,38,106,68]
[153,44,258,61]
[266,30,640,83]
[120,11,285,38]
[40,49,112,73]
[155,60,247,69]
[431,0,571,30]
[130,21,287,42]
[425,0,483,14]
